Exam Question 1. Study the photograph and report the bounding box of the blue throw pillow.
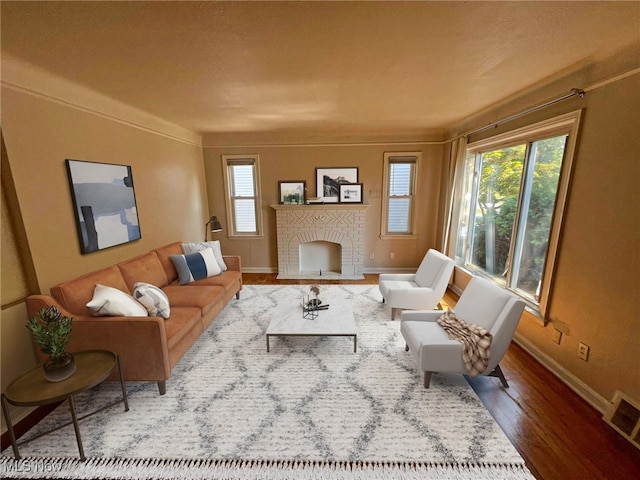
[170,247,221,285]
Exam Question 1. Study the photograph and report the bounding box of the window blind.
[387,157,416,233]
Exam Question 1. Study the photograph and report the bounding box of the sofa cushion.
[170,248,221,285]
[188,270,242,292]
[162,285,225,316]
[51,265,130,316]
[133,282,171,319]
[181,241,228,272]
[153,242,183,284]
[163,307,203,350]
[86,284,148,317]
[118,252,169,292]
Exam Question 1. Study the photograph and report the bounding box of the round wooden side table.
[1,349,129,460]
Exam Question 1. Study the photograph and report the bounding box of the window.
[222,154,263,238]
[452,111,581,316]
[381,152,420,238]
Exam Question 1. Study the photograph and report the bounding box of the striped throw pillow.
[170,247,222,285]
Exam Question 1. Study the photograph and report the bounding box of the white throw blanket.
[437,309,493,377]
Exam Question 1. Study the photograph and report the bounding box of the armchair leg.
[489,364,509,388]
[423,371,432,389]
[405,343,409,352]
[391,307,398,320]
[382,298,385,303]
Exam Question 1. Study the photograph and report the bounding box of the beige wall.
[2,88,207,290]
[451,72,640,408]
[202,142,448,271]
[0,78,207,425]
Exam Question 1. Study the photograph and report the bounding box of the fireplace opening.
[300,241,341,275]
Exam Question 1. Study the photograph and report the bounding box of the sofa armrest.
[222,255,241,272]
[25,295,171,383]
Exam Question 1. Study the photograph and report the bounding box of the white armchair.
[400,276,525,388]
[378,249,454,320]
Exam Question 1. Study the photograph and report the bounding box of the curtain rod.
[462,88,585,138]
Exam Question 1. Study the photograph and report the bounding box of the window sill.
[227,235,264,240]
[379,234,418,241]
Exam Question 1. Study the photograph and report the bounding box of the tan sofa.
[25,241,242,395]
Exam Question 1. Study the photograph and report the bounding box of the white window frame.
[381,152,421,239]
[449,110,582,318]
[221,154,263,239]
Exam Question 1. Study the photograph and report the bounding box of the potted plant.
[25,306,76,382]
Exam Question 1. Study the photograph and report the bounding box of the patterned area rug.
[1,285,535,479]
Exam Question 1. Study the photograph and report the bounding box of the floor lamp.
[205,215,223,241]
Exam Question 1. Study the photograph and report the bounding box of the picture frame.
[278,180,306,204]
[316,167,359,203]
[65,159,141,254]
[339,183,363,203]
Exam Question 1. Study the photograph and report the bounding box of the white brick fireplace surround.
[271,204,369,280]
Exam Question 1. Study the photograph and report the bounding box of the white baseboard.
[241,267,278,273]
[362,268,416,274]
[242,267,416,275]
[513,333,610,414]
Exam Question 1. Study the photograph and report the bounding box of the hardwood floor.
[244,274,640,480]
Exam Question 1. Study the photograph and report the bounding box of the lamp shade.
[205,215,223,240]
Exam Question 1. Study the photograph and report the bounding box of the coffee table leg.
[1,394,20,459]
[353,335,357,353]
[68,396,85,460]
[266,335,270,352]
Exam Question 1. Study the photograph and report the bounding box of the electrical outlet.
[578,342,590,361]
[390,252,395,259]
[369,252,375,260]
[552,328,562,345]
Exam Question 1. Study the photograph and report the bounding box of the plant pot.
[43,352,76,382]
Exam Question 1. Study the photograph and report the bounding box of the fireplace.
[271,204,369,280]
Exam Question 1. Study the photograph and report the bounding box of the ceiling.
[2,1,639,143]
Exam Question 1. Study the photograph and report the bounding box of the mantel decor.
[278,180,305,204]
[65,159,141,254]
[339,183,363,203]
[316,167,358,203]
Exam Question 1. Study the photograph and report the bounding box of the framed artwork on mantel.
[278,180,305,204]
[316,167,358,203]
[65,159,141,254]
[339,183,363,203]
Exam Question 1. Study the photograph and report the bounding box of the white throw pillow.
[170,247,222,285]
[86,284,148,317]
[133,282,171,319]
[181,241,227,272]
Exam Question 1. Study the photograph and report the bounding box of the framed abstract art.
[65,159,141,254]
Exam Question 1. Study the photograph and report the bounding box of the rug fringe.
[1,457,536,479]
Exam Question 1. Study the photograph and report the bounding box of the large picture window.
[452,111,581,316]
[222,154,263,238]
